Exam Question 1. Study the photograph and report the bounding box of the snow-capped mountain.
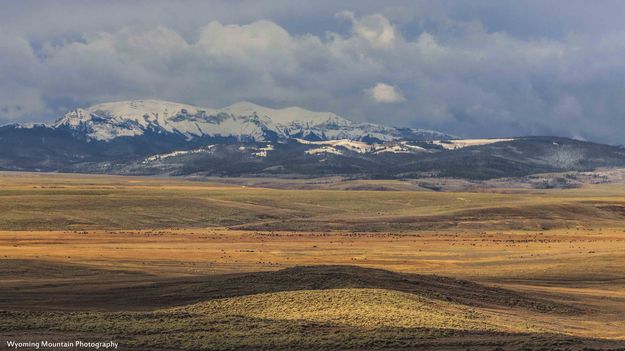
[6,99,625,180]
[52,99,454,142]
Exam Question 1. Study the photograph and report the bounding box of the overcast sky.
[3,0,625,143]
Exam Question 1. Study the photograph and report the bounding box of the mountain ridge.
[50,99,455,142]
[2,100,625,180]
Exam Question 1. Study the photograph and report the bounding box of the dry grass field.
[2,171,625,350]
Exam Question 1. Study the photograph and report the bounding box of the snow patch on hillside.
[298,139,428,155]
[296,139,373,153]
[254,144,274,157]
[143,145,215,163]
[431,139,514,150]
[306,146,344,155]
[374,142,426,154]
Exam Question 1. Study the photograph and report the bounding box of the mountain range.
[53,100,453,142]
[2,99,625,180]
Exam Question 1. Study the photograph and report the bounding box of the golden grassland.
[2,171,625,350]
[2,171,625,232]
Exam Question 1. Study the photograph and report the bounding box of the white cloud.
[336,11,396,48]
[367,83,405,103]
[197,20,294,61]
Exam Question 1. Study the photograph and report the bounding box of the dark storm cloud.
[2,0,625,143]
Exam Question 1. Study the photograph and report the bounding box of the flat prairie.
[1,172,625,350]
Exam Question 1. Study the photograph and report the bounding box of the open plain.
[2,172,625,350]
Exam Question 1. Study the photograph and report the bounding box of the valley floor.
[1,172,625,350]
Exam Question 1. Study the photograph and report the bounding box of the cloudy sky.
[3,0,625,143]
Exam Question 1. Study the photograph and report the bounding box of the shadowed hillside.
[0,263,574,314]
[2,265,622,350]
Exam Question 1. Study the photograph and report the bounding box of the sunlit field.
[2,172,625,350]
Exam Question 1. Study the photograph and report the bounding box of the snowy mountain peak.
[220,101,349,126]
[222,101,267,114]
[54,108,92,127]
[89,99,206,117]
[51,99,454,142]
[54,100,203,126]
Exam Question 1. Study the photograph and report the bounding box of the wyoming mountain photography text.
[5,341,118,350]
